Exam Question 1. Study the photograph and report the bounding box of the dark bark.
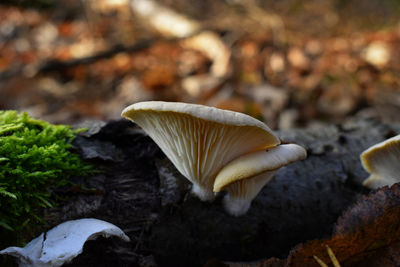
[42,113,399,267]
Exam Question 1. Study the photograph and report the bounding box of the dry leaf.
[285,183,400,267]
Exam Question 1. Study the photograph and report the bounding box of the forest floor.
[2,1,400,266]
[1,0,400,128]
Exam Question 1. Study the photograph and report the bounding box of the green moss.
[0,111,92,241]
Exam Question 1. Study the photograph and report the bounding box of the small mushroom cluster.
[361,134,400,189]
[122,101,307,216]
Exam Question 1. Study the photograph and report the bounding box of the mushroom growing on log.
[122,101,280,202]
[122,101,305,215]
[361,134,400,189]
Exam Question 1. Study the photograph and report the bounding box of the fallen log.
[42,112,399,267]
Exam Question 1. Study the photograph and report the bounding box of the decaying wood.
[42,113,400,267]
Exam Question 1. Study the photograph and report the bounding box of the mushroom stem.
[222,171,276,216]
[191,183,215,201]
[222,195,252,217]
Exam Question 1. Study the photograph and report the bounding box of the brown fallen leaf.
[286,183,400,267]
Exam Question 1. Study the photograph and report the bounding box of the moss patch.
[0,111,92,243]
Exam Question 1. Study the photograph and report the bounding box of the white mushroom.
[122,101,280,201]
[361,134,400,189]
[214,144,307,216]
[0,218,129,267]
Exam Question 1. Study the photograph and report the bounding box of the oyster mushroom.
[122,101,280,201]
[214,144,307,216]
[361,134,400,189]
[0,218,129,267]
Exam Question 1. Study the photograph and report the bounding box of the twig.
[38,39,159,72]
[313,245,341,267]
[0,38,172,80]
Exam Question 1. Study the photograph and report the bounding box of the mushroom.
[361,134,400,189]
[122,101,280,201]
[214,144,307,216]
[0,218,129,267]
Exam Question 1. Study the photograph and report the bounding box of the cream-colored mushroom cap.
[361,134,400,189]
[0,218,129,267]
[122,101,280,201]
[214,144,307,216]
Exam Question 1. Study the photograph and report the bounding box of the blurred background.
[1,0,400,129]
